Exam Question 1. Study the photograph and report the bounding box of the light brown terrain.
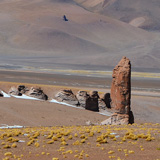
[0,70,159,160]
[0,0,160,70]
[0,0,160,159]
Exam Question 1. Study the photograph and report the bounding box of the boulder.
[101,113,129,125]
[76,91,89,107]
[99,93,112,110]
[103,93,111,108]
[98,99,106,110]
[90,91,99,98]
[8,86,22,96]
[85,91,99,112]
[27,87,48,100]
[18,85,29,94]
[55,89,79,105]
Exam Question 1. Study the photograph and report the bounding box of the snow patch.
[50,99,84,109]
[0,125,24,129]
[11,94,40,100]
[1,91,11,98]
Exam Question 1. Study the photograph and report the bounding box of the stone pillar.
[101,57,134,125]
[111,56,131,114]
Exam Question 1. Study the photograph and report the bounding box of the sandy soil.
[0,70,160,160]
[0,70,160,125]
[0,124,159,160]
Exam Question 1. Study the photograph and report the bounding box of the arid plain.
[0,0,160,159]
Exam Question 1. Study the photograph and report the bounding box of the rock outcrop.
[85,91,99,112]
[8,86,22,96]
[111,56,131,114]
[103,93,111,108]
[18,85,29,94]
[55,90,79,105]
[99,93,111,110]
[76,91,89,107]
[27,87,48,100]
[101,57,134,125]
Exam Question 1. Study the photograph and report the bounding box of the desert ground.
[0,0,160,159]
[0,69,160,160]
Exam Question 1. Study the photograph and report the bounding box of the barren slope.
[74,0,160,31]
[0,0,160,70]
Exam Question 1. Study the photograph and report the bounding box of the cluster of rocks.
[8,85,48,100]
[3,56,134,125]
[55,89,111,112]
[55,57,134,125]
[55,56,134,125]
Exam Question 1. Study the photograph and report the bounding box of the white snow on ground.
[0,125,24,129]
[50,99,84,109]
[99,112,112,116]
[12,94,40,100]
[1,91,11,98]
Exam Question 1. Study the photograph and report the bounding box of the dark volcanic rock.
[90,91,99,98]
[27,87,48,100]
[76,91,89,107]
[103,93,111,108]
[85,91,99,112]
[0,92,3,97]
[55,89,79,105]
[18,85,29,94]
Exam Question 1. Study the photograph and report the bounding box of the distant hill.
[74,0,160,31]
[0,0,160,71]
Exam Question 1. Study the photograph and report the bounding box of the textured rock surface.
[111,56,131,114]
[85,91,99,112]
[101,57,134,125]
[76,91,89,107]
[27,87,48,100]
[18,85,29,94]
[101,113,129,125]
[102,93,111,109]
[90,91,99,99]
[8,86,22,96]
[8,85,29,96]
[55,90,79,105]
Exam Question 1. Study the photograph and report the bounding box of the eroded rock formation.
[27,87,48,100]
[76,91,89,107]
[101,56,134,125]
[55,89,79,105]
[8,86,22,96]
[85,91,99,112]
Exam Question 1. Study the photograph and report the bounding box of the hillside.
[74,0,160,31]
[0,0,160,70]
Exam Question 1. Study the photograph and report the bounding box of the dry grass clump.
[0,123,159,160]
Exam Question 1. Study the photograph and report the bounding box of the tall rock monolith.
[111,56,131,114]
[101,57,134,125]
